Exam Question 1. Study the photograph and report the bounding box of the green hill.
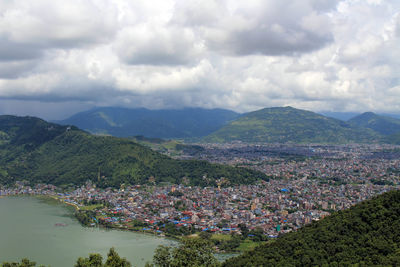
[0,116,267,187]
[348,112,400,136]
[224,190,400,266]
[57,107,239,139]
[204,106,380,143]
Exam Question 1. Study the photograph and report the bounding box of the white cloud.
[0,0,118,61]
[0,0,399,119]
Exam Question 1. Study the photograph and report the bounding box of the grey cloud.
[224,1,335,56]
[0,60,37,79]
[309,0,340,11]
[115,26,202,66]
[227,26,332,56]
[0,37,43,61]
[174,1,336,56]
[0,0,117,62]
[0,99,94,120]
[171,0,224,27]
[396,14,400,37]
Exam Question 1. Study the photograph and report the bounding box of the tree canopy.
[148,238,220,267]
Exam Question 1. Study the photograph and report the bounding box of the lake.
[0,196,176,266]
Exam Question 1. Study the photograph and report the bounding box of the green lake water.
[0,196,176,267]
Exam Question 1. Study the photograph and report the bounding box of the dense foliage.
[75,248,131,267]
[147,238,220,267]
[0,116,267,187]
[1,259,43,267]
[57,107,239,139]
[224,190,400,266]
[348,112,400,136]
[1,248,130,267]
[204,106,381,143]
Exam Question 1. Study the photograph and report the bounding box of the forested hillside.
[0,116,267,187]
[224,190,400,266]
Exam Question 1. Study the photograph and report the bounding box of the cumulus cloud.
[0,0,117,61]
[0,0,399,119]
[173,0,336,56]
[114,25,204,66]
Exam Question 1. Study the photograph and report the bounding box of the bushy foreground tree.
[75,248,131,267]
[1,248,130,267]
[1,259,43,267]
[146,238,220,267]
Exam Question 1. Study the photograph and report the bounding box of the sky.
[0,0,399,120]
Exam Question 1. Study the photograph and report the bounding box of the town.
[1,143,399,251]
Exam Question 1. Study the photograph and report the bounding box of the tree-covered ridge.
[224,190,400,266]
[57,107,239,139]
[0,115,78,149]
[0,116,267,187]
[348,112,400,136]
[204,106,380,143]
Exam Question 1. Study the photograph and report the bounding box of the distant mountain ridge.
[348,112,400,136]
[203,106,380,143]
[56,107,239,139]
[56,106,400,144]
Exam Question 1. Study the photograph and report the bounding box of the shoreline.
[45,195,81,211]
[34,195,181,242]
[2,194,245,254]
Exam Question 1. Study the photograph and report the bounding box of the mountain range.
[204,107,381,143]
[56,107,239,139]
[54,106,400,144]
[0,115,267,187]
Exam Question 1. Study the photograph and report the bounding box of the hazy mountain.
[224,190,400,266]
[203,106,380,143]
[56,107,240,139]
[319,111,360,121]
[348,112,400,136]
[381,113,400,120]
[384,132,400,145]
[0,115,267,187]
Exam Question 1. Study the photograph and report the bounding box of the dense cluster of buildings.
[1,144,399,237]
[1,178,397,237]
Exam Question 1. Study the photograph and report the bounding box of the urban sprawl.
[1,144,399,240]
